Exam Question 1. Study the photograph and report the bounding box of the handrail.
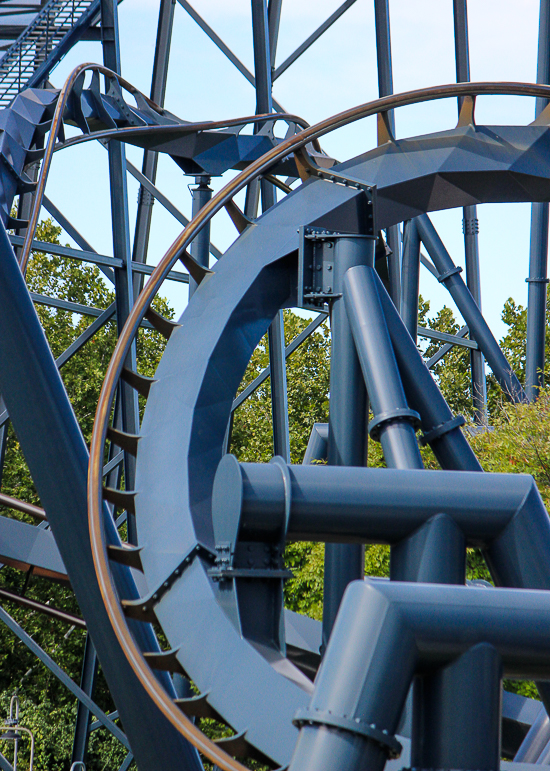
[88,79,550,770]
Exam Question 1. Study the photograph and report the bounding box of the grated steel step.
[0,0,97,105]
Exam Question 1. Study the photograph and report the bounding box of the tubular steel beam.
[132,0,175,282]
[176,0,285,112]
[323,236,373,648]
[101,0,140,544]
[189,176,213,297]
[400,219,421,341]
[267,0,282,67]
[126,158,222,260]
[0,605,127,747]
[344,265,422,470]
[453,0,487,421]
[251,0,290,462]
[374,0,400,308]
[232,313,327,412]
[417,326,477,350]
[416,213,526,402]
[272,0,357,81]
[71,637,99,767]
[289,580,550,771]
[426,326,469,368]
[526,0,550,400]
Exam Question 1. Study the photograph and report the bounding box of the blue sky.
[42,0,543,339]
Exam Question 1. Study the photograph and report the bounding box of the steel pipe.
[344,264,422,470]
[417,213,526,402]
[323,236,372,647]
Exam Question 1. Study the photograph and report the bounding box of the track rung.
[175,691,223,721]
[215,732,279,767]
[102,486,136,515]
[107,426,140,455]
[121,367,156,398]
[144,306,180,340]
[224,199,254,234]
[143,649,186,674]
[121,597,156,623]
[107,543,143,571]
[214,732,250,757]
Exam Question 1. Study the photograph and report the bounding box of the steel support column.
[344,265,465,584]
[454,0,487,421]
[526,0,550,400]
[322,236,372,649]
[132,0,175,280]
[251,0,290,462]
[189,176,212,298]
[400,219,420,341]
[101,0,139,542]
[71,636,98,767]
[374,0,400,308]
[417,214,526,402]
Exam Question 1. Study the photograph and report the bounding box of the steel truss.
[0,1,546,770]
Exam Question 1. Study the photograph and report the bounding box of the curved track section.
[131,112,550,764]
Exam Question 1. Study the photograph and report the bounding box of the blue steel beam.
[322,236,372,648]
[417,214,526,402]
[374,0,401,308]
[251,0,290,462]
[272,0,358,81]
[453,0,487,422]
[526,0,550,400]
[0,222,202,770]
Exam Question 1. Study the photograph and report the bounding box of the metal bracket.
[209,540,291,583]
[419,415,466,447]
[369,407,422,442]
[122,542,216,621]
[437,265,463,283]
[292,709,402,759]
[298,226,340,310]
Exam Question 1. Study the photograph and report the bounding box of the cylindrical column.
[374,0,400,308]
[526,0,550,400]
[412,643,502,771]
[400,219,420,342]
[289,581,414,771]
[454,0,488,421]
[526,203,549,400]
[344,265,422,469]
[463,208,488,421]
[323,236,374,647]
[189,175,212,298]
[268,311,290,462]
[417,213,526,403]
[391,513,466,584]
[132,0,175,286]
[373,268,483,472]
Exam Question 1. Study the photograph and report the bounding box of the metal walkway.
[0,0,99,105]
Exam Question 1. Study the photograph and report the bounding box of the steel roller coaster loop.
[87,78,550,769]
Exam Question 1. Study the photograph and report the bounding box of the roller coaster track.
[0,2,550,769]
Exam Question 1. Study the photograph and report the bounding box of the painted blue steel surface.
[0,223,202,771]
